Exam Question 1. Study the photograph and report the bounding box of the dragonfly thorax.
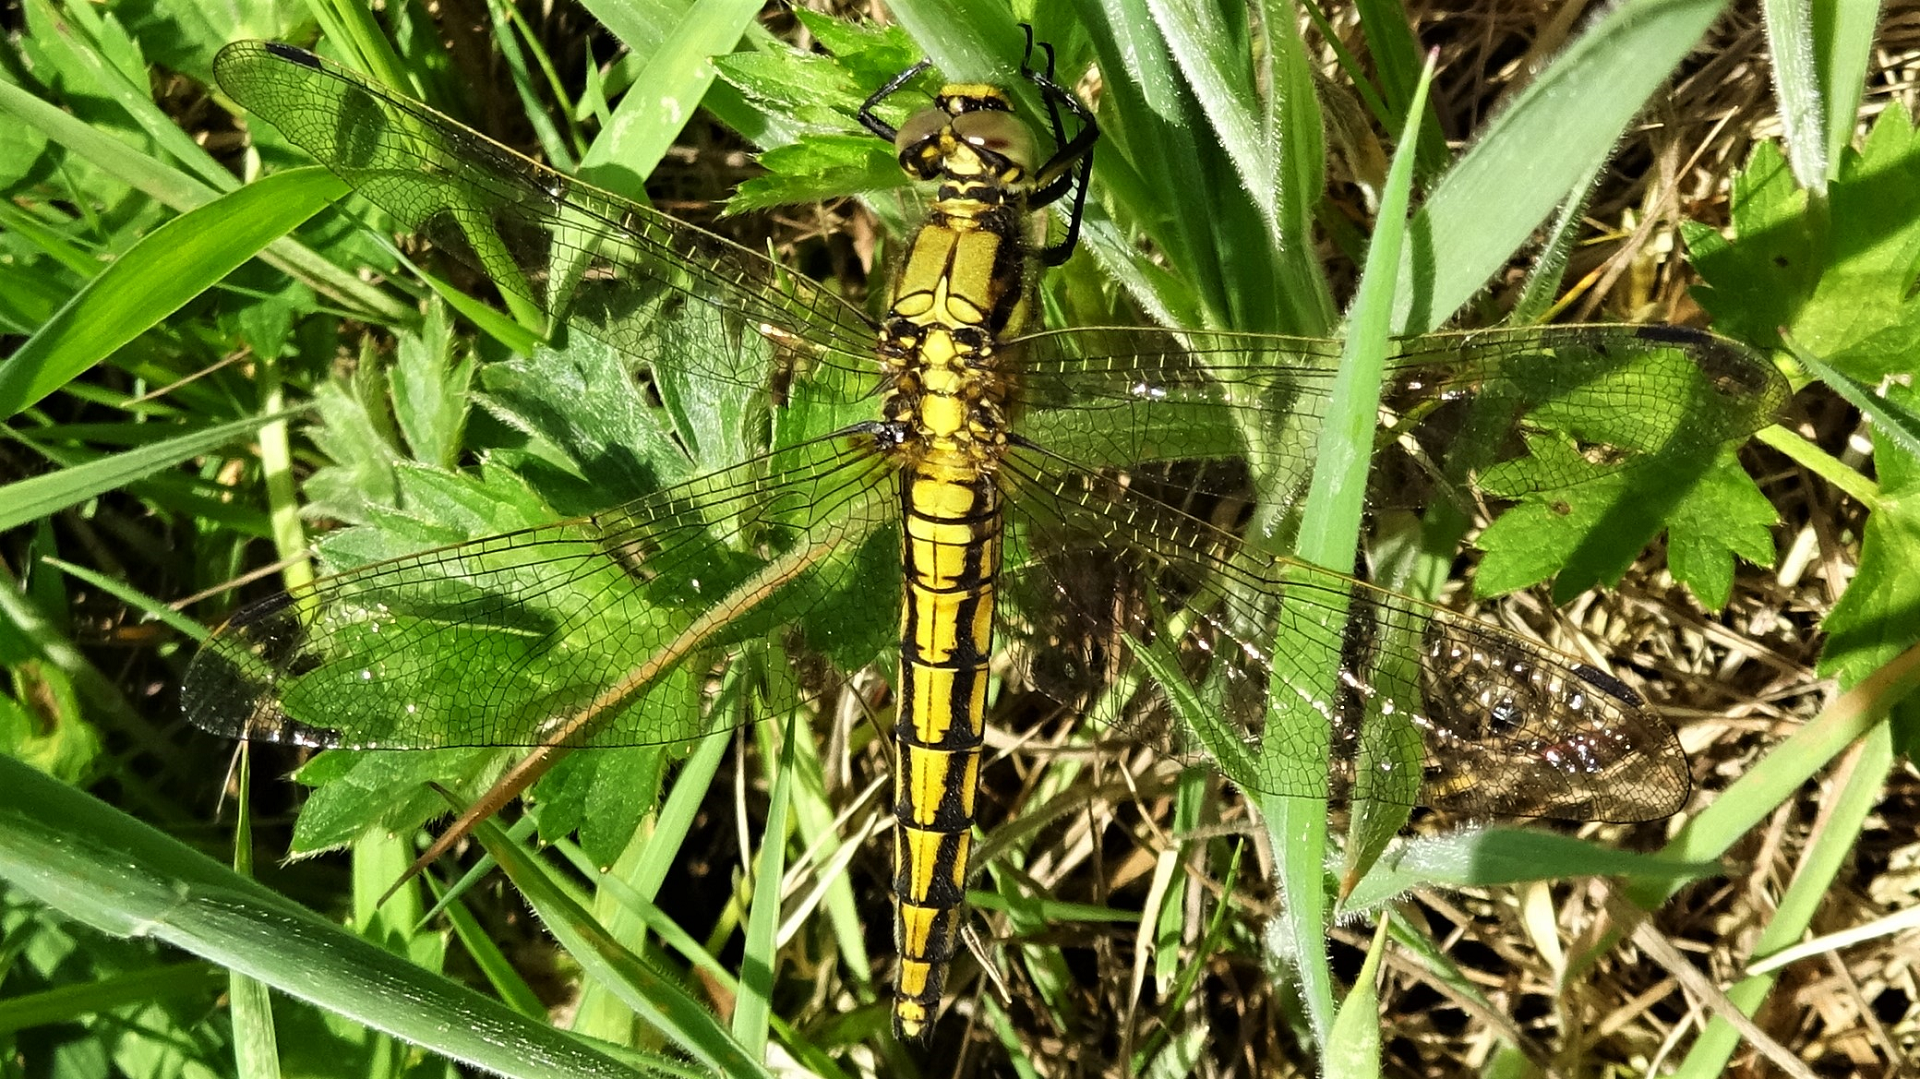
[876,82,1040,472]
[876,319,1012,469]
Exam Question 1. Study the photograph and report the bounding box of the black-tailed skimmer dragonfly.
[183,38,1788,1039]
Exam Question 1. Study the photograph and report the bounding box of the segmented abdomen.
[892,463,1000,1039]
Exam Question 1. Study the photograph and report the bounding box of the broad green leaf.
[1476,440,1776,606]
[1689,104,1920,379]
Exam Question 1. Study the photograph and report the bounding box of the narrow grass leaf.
[0,70,223,215]
[0,755,651,1079]
[1338,829,1718,914]
[1323,917,1388,1079]
[1763,0,1828,192]
[1296,46,1428,566]
[1350,0,1447,176]
[474,813,774,1077]
[1786,331,1920,460]
[1147,0,1275,233]
[1264,0,1338,334]
[39,558,205,641]
[552,837,738,989]
[1268,48,1434,1052]
[0,192,117,280]
[0,964,229,1035]
[313,1,414,95]
[1815,0,1881,175]
[33,6,242,193]
[431,876,552,1020]
[0,408,311,532]
[577,0,765,195]
[1390,0,1733,332]
[734,712,795,1051]
[489,0,581,171]
[883,0,1023,85]
[1633,640,1920,912]
[402,256,545,357]
[1129,840,1242,1070]
[227,750,282,1079]
[0,77,405,324]
[1673,722,1894,1077]
[0,167,345,417]
[1507,159,1605,325]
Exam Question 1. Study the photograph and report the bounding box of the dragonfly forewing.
[212,42,879,393]
[1017,323,1786,522]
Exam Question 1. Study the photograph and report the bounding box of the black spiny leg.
[859,58,934,141]
[1018,27,1099,265]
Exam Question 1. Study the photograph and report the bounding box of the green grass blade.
[1764,0,1828,192]
[734,712,795,1051]
[1295,47,1426,565]
[1672,721,1892,1077]
[1814,0,1880,177]
[1147,0,1276,236]
[309,0,414,95]
[1338,829,1716,914]
[578,0,765,197]
[0,72,223,225]
[1323,918,1387,1079]
[883,0,1023,84]
[1390,0,1733,332]
[0,754,654,1079]
[0,75,406,325]
[0,167,345,417]
[1630,641,1920,912]
[23,0,241,193]
[0,408,311,532]
[0,962,229,1034]
[1262,0,1337,334]
[1263,46,1433,1054]
[475,811,776,1077]
[227,749,284,1078]
[1351,0,1447,177]
[1787,331,1920,460]
[38,558,205,641]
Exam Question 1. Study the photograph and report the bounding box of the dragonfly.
[183,36,1787,1039]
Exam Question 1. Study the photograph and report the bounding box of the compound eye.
[893,106,950,158]
[951,110,1037,171]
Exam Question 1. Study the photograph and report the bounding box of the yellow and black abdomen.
[870,77,1048,1037]
[891,462,1001,1039]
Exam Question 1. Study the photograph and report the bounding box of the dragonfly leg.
[859,59,935,141]
[1019,29,1098,265]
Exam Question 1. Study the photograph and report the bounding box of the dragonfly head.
[891,85,1040,194]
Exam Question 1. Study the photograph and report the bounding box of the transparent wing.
[997,442,1691,822]
[212,42,880,397]
[997,322,1782,821]
[181,432,897,750]
[1014,322,1787,518]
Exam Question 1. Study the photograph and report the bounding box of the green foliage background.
[0,0,1914,1075]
